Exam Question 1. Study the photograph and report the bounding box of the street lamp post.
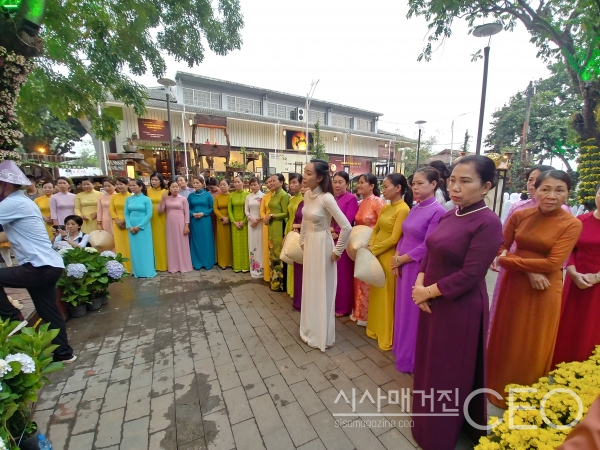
[305,80,319,163]
[473,23,502,155]
[157,77,177,178]
[415,120,426,170]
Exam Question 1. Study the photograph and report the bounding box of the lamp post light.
[473,23,502,155]
[305,79,319,163]
[415,120,426,170]
[157,77,177,178]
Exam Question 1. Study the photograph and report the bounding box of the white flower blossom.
[53,240,71,251]
[58,248,72,256]
[6,353,36,374]
[0,359,11,378]
[84,247,98,253]
[100,250,117,258]
[0,435,7,450]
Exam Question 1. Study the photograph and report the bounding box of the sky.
[126,0,554,160]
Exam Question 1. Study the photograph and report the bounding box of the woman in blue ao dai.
[125,179,156,278]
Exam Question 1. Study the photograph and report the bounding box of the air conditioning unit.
[297,108,306,122]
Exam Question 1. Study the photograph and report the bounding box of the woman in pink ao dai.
[159,180,193,273]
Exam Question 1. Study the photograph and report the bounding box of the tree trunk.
[572,81,600,208]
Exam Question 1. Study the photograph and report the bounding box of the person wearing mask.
[392,167,446,373]
[264,173,289,291]
[214,179,233,269]
[285,173,303,297]
[411,155,503,450]
[331,171,358,316]
[351,174,385,326]
[488,170,582,409]
[109,177,132,273]
[176,175,195,199]
[96,178,116,238]
[228,176,249,273]
[552,182,600,367]
[159,180,193,273]
[299,160,352,351]
[366,173,411,351]
[53,215,91,248]
[260,176,274,282]
[0,160,76,363]
[488,164,569,338]
[24,175,40,200]
[74,176,101,233]
[125,179,156,278]
[147,172,168,272]
[188,176,216,270]
[245,177,265,278]
[50,176,76,226]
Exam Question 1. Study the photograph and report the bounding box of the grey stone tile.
[262,427,295,450]
[102,379,130,413]
[354,358,393,386]
[278,401,318,446]
[223,385,253,425]
[309,410,354,450]
[198,379,225,416]
[203,408,235,450]
[149,427,177,450]
[297,439,327,450]
[48,422,70,450]
[289,380,327,417]
[53,391,82,421]
[35,381,65,411]
[264,374,295,408]
[130,362,154,390]
[121,416,150,450]
[150,392,175,433]
[231,418,265,450]
[340,419,387,450]
[62,366,90,394]
[72,398,103,435]
[126,384,152,421]
[377,427,416,450]
[82,372,110,402]
[152,367,174,397]
[95,407,124,448]
[111,356,134,382]
[215,362,241,391]
[330,353,365,379]
[238,367,268,399]
[301,363,333,393]
[249,394,285,436]
[68,432,95,450]
[230,347,255,372]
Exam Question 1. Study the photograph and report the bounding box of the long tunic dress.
[260,191,273,282]
[147,187,169,272]
[245,191,265,278]
[96,193,114,236]
[333,191,358,315]
[50,191,76,225]
[34,194,53,239]
[412,200,503,450]
[110,192,132,273]
[352,195,385,322]
[487,207,582,408]
[228,190,250,272]
[366,199,410,351]
[74,190,102,233]
[159,194,193,273]
[125,194,156,278]
[299,187,352,351]
[293,202,305,311]
[552,212,600,367]
[286,192,304,297]
[488,199,571,340]
[214,193,233,269]
[392,196,445,373]
[188,189,216,270]
[268,189,289,291]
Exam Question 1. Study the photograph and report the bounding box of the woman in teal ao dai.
[188,176,216,270]
[125,179,156,278]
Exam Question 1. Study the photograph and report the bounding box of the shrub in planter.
[55,247,129,311]
[0,320,65,449]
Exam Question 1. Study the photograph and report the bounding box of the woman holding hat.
[0,160,75,363]
[34,180,55,240]
[299,159,352,351]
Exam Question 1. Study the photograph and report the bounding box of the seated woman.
[53,215,90,248]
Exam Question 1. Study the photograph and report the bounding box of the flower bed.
[0,321,65,449]
[54,246,129,308]
[477,346,600,449]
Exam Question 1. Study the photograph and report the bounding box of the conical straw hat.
[280,231,303,265]
[354,248,385,288]
[347,225,373,261]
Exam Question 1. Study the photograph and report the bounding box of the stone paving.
[30,268,497,449]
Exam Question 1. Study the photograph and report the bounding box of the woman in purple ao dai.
[331,172,358,316]
[391,167,445,373]
[158,180,193,273]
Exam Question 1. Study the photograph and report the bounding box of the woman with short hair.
[488,170,582,409]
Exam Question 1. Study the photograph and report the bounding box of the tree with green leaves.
[485,63,581,172]
[407,0,600,206]
[73,145,99,168]
[0,0,244,149]
[461,129,470,152]
[20,110,87,155]
[400,134,437,175]
[309,121,329,162]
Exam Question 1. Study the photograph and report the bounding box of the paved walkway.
[31,269,494,449]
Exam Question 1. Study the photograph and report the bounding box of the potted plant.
[225,161,248,172]
[0,320,65,449]
[55,246,129,317]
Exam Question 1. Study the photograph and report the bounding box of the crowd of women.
[24,155,600,450]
